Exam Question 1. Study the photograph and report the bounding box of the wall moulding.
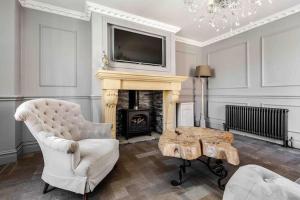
[18,0,181,33]
[201,3,300,47]
[207,41,250,89]
[0,96,92,102]
[19,0,300,46]
[175,36,203,47]
[261,26,300,88]
[39,25,78,87]
[86,1,180,33]
[207,95,300,99]
[208,101,248,121]
[19,0,90,20]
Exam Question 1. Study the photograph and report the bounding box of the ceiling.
[31,0,300,43]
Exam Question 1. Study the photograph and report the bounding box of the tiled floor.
[1,135,300,200]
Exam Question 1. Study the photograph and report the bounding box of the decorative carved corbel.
[169,90,180,105]
[104,90,118,107]
[103,89,118,138]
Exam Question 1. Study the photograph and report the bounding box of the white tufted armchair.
[14,98,119,199]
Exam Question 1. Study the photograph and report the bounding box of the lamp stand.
[200,77,207,128]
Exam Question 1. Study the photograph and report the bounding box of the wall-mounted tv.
[111,26,166,67]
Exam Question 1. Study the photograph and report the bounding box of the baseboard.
[0,141,40,165]
[22,141,40,154]
[0,149,18,165]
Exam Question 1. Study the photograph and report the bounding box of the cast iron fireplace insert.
[120,91,151,139]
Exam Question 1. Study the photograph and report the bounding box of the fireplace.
[120,109,151,139]
[96,70,187,138]
[117,90,163,139]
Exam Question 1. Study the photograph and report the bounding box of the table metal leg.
[171,157,228,190]
[198,157,228,190]
[171,159,191,186]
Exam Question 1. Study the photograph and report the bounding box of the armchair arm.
[37,132,79,154]
[84,122,113,139]
[36,132,81,171]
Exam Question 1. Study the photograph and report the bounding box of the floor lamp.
[195,65,212,128]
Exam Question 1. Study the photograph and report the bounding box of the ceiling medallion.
[184,0,273,32]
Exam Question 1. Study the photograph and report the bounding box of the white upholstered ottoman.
[223,165,300,200]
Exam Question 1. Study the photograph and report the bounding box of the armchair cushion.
[223,165,300,200]
[75,139,119,192]
[81,122,113,139]
[75,139,119,177]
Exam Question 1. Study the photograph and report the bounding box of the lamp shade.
[195,65,212,77]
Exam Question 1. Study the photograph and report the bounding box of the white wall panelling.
[208,42,249,89]
[261,26,300,87]
[207,100,248,129]
[202,12,300,148]
[21,8,91,97]
[0,0,22,165]
[176,42,202,125]
[39,25,77,87]
[0,7,92,165]
[0,100,21,165]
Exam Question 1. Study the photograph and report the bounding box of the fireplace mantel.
[96,70,188,138]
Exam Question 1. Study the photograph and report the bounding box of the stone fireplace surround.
[96,70,187,138]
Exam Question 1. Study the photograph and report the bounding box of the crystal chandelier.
[184,0,273,32]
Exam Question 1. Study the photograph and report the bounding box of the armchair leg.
[43,183,49,194]
[43,182,55,194]
[83,193,88,200]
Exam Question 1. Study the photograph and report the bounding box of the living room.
[1,0,300,199]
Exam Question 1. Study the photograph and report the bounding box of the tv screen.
[112,27,165,67]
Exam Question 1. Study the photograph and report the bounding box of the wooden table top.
[158,127,240,165]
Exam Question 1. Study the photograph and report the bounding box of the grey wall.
[4,1,300,165]
[176,42,202,125]
[0,0,22,165]
[0,6,92,164]
[20,8,92,154]
[202,12,300,148]
[0,5,178,164]
[21,9,91,98]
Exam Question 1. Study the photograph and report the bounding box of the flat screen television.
[111,26,166,67]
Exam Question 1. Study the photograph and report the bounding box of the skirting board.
[0,141,39,165]
[0,150,18,166]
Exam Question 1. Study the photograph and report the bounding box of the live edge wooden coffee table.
[158,127,240,190]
